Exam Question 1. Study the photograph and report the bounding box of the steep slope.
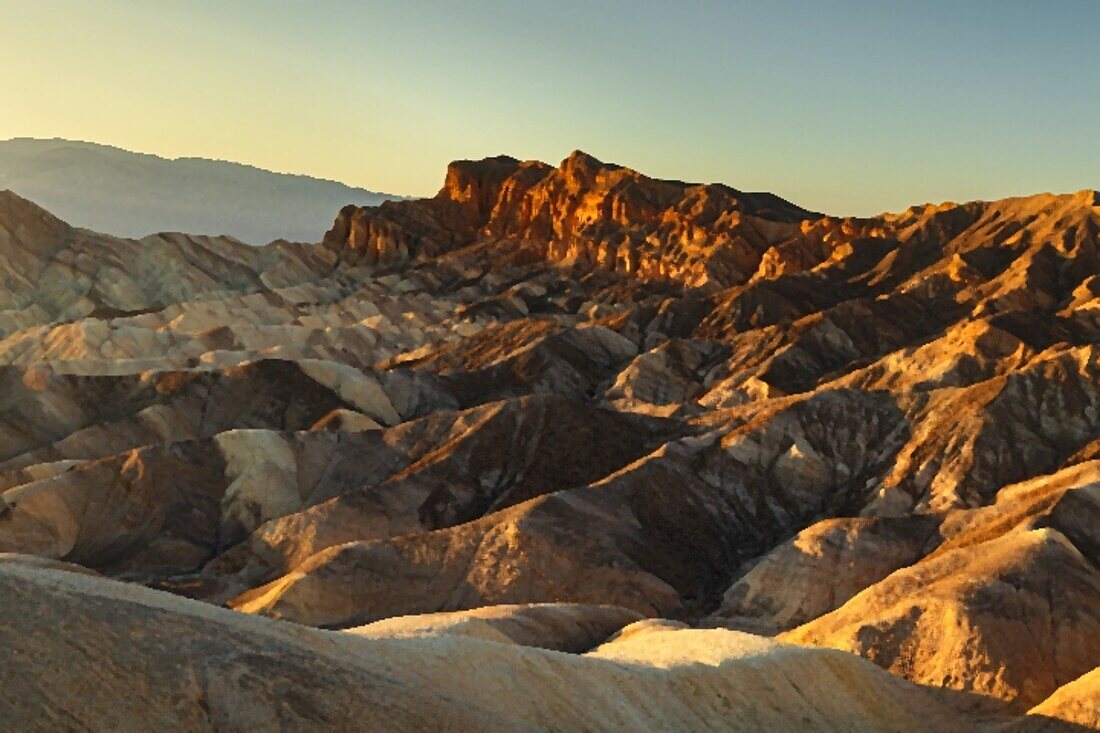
[0,153,1097,724]
[707,515,941,633]
[782,527,1100,710]
[0,190,338,339]
[325,150,816,286]
[1021,668,1100,730]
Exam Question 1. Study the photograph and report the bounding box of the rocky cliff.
[0,152,1098,730]
[325,150,817,286]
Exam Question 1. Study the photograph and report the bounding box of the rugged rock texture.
[783,527,1100,711]
[781,462,1100,710]
[707,515,941,633]
[325,151,815,286]
[0,154,1098,728]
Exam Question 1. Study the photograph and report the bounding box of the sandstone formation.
[325,150,815,286]
[1022,669,1100,730]
[782,527,1100,711]
[707,514,941,633]
[0,150,1098,728]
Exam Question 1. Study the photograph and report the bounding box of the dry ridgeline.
[0,151,1097,731]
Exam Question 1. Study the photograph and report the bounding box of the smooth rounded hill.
[1,561,1000,732]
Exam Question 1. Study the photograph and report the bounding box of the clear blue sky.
[2,0,1098,214]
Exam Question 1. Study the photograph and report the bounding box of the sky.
[2,0,1099,215]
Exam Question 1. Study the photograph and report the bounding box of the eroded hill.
[0,150,1097,730]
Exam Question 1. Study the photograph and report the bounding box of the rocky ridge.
[0,151,1098,730]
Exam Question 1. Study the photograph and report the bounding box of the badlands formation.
[0,151,1097,731]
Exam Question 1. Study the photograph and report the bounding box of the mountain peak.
[560,149,610,172]
[0,188,40,209]
[1077,189,1100,207]
[327,152,816,285]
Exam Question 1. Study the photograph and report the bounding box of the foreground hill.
[2,560,991,732]
[0,150,1097,729]
[0,138,402,244]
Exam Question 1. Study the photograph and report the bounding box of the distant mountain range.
[0,138,404,244]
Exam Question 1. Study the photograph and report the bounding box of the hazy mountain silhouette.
[0,138,404,244]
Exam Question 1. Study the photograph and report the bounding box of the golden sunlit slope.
[0,153,1097,728]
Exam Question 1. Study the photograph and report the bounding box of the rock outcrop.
[0,157,1098,728]
[325,151,816,286]
[782,527,1100,711]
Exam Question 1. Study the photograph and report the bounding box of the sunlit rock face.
[325,150,817,285]
[0,158,1098,731]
